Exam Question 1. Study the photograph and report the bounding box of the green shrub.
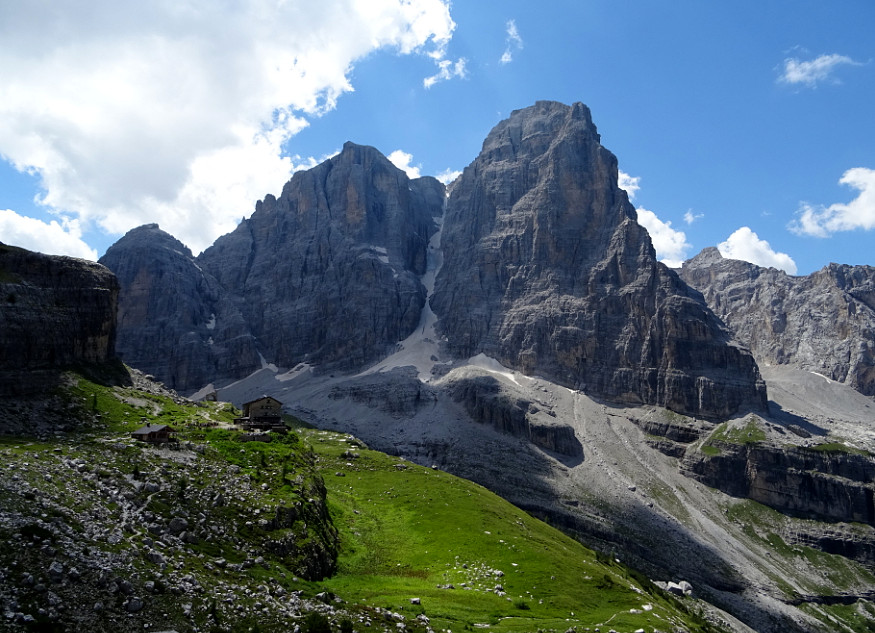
[303,612,331,633]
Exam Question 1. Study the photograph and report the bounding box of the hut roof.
[131,423,175,436]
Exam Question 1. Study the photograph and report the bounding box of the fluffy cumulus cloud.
[778,53,862,87]
[618,171,690,267]
[500,19,523,64]
[387,150,422,179]
[636,208,691,268]
[789,168,875,237]
[617,170,641,201]
[436,168,462,186]
[718,227,797,274]
[0,0,457,255]
[0,210,97,260]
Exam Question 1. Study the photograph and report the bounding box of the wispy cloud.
[778,52,863,88]
[500,19,523,64]
[683,210,704,225]
[423,57,467,88]
[789,167,875,237]
[719,227,797,274]
[0,1,457,255]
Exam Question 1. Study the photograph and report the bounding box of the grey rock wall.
[680,247,875,396]
[99,224,261,391]
[1,243,119,395]
[197,142,445,376]
[682,442,875,525]
[432,101,767,418]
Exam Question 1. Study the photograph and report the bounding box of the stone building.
[235,396,285,431]
[131,423,176,443]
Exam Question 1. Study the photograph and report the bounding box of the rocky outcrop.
[680,247,875,396]
[0,243,120,395]
[103,145,445,392]
[432,101,767,418]
[449,375,582,457]
[329,368,438,417]
[99,224,262,392]
[198,142,444,375]
[682,442,875,525]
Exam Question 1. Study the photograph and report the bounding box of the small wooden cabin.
[234,396,285,431]
[131,423,176,443]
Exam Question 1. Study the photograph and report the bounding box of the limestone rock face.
[680,247,875,396]
[682,442,875,525]
[448,374,582,457]
[99,224,261,392]
[0,244,119,394]
[103,144,445,392]
[198,142,444,373]
[432,101,767,417]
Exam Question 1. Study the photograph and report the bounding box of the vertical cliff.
[102,144,445,392]
[680,247,875,397]
[99,224,262,391]
[432,101,767,417]
[197,142,445,374]
[0,243,120,395]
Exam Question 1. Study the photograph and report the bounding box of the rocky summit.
[103,102,766,419]
[433,101,766,417]
[681,246,875,397]
[100,224,262,392]
[101,143,445,393]
[198,142,445,374]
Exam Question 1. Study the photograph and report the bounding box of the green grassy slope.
[0,372,726,632]
[306,428,722,633]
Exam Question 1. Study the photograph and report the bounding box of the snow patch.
[258,353,278,372]
[810,371,835,383]
[467,353,521,386]
[362,245,390,265]
[276,363,314,382]
[358,210,447,382]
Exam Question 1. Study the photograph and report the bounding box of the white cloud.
[436,168,462,185]
[617,170,640,201]
[683,210,704,224]
[0,0,457,255]
[636,207,692,268]
[387,150,422,179]
[789,168,875,238]
[0,209,97,260]
[500,19,523,65]
[778,53,862,87]
[423,57,467,88]
[718,227,797,274]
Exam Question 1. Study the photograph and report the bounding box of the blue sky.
[1,1,873,275]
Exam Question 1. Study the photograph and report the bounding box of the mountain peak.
[433,101,766,417]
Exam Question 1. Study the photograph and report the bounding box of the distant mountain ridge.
[680,246,875,396]
[101,101,769,419]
